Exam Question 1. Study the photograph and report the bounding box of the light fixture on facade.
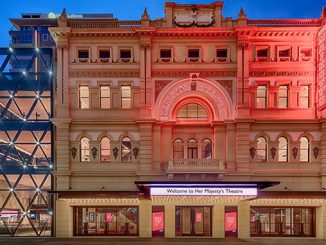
[9,188,14,192]
[9,94,14,99]
[49,211,53,216]
[23,164,27,169]
[48,70,53,75]
[35,47,40,52]
[36,188,40,192]
[49,164,53,169]
[23,117,27,122]
[23,211,27,216]
[22,70,27,76]
[9,47,13,52]
[36,141,40,145]
[9,141,14,145]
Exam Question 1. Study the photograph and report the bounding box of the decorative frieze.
[152,70,237,78]
[69,70,140,78]
[249,70,314,77]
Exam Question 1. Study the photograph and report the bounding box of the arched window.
[100,137,111,162]
[173,139,184,159]
[187,138,198,159]
[278,137,288,162]
[121,137,132,162]
[80,137,90,162]
[300,136,309,162]
[202,138,212,159]
[177,103,208,119]
[256,137,267,161]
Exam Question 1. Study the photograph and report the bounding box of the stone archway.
[154,77,234,121]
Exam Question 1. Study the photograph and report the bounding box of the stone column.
[235,121,251,173]
[225,121,236,171]
[316,203,326,239]
[214,123,226,162]
[139,122,153,173]
[238,201,250,239]
[139,199,152,238]
[152,125,162,172]
[321,121,326,188]
[56,200,73,238]
[164,204,175,238]
[212,205,225,238]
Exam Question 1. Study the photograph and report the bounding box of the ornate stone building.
[48,2,326,239]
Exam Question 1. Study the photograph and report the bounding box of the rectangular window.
[300,85,309,108]
[188,49,200,58]
[99,50,110,59]
[250,207,315,237]
[100,86,110,109]
[78,50,89,62]
[79,86,89,109]
[278,47,291,61]
[175,207,211,237]
[278,86,288,108]
[216,48,228,62]
[300,48,312,61]
[256,86,267,108]
[121,85,131,109]
[120,49,131,62]
[160,49,172,58]
[74,206,139,236]
[42,33,49,41]
[256,47,269,62]
[160,49,172,62]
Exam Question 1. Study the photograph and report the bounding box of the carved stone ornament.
[250,147,256,159]
[270,147,276,159]
[71,147,77,159]
[113,147,119,159]
[292,147,298,160]
[91,147,97,160]
[313,147,319,159]
[172,5,215,27]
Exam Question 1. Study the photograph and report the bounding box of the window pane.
[257,137,267,161]
[300,86,309,108]
[300,137,309,162]
[80,137,90,161]
[79,86,89,109]
[188,49,199,58]
[101,137,111,162]
[256,86,267,109]
[160,49,172,58]
[278,137,288,162]
[121,137,132,162]
[120,50,131,59]
[278,86,288,108]
[99,50,110,59]
[216,49,227,58]
[78,50,89,59]
[100,86,110,109]
[121,86,131,109]
[176,103,208,119]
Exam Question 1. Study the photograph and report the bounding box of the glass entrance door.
[225,206,238,237]
[176,207,211,236]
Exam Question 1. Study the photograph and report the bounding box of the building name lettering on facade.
[150,187,258,196]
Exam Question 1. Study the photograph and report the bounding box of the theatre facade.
[47,2,326,239]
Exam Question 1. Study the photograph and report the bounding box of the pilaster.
[238,201,250,239]
[139,199,152,237]
[164,204,175,238]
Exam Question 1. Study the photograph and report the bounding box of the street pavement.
[0,238,325,245]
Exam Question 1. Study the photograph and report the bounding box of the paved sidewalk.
[0,238,325,245]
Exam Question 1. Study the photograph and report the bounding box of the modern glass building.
[0,47,54,236]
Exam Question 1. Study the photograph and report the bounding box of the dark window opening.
[99,50,110,59]
[216,49,228,58]
[160,49,172,58]
[279,49,290,57]
[257,49,268,57]
[78,50,89,60]
[188,49,200,58]
[120,50,131,60]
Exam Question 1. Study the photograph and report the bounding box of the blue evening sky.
[0,0,325,46]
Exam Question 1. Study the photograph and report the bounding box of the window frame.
[173,138,184,159]
[256,85,268,109]
[100,137,111,162]
[256,136,267,162]
[215,47,229,62]
[121,85,132,109]
[278,136,288,162]
[119,48,133,63]
[278,85,288,109]
[121,136,132,163]
[299,85,310,108]
[100,85,111,109]
[79,85,90,109]
[98,49,112,62]
[77,48,90,62]
[187,47,201,62]
[299,136,310,162]
[80,137,90,162]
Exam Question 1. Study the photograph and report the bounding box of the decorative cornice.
[250,70,314,77]
[69,70,140,78]
[152,70,237,78]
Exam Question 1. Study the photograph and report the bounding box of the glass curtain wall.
[0,48,53,236]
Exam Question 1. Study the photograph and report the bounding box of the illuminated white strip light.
[150,187,257,196]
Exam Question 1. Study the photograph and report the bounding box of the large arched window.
[121,137,132,162]
[100,137,111,162]
[177,103,208,119]
[300,136,309,162]
[80,137,90,162]
[278,137,288,162]
[187,138,198,159]
[173,139,184,159]
[256,137,267,162]
[202,138,212,159]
